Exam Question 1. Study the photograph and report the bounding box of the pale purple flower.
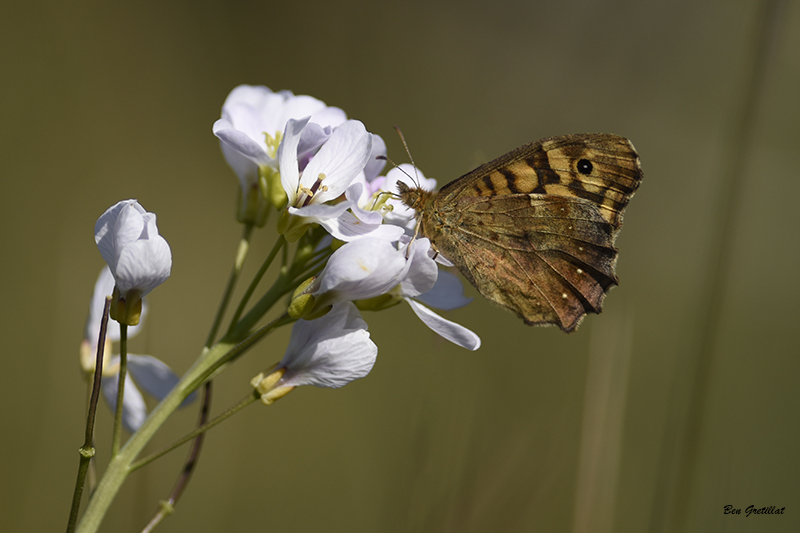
[308,236,480,350]
[317,182,405,242]
[277,118,374,241]
[314,134,405,242]
[278,302,376,388]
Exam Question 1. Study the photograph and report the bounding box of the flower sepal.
[288,277,317,319]
[110,286,143,326]
[251,367,295,405]
[354,290,403,312]
[237,181,270,227]
[277,208,312,243]
[259,163,287,212]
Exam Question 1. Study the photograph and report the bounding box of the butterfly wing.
[422,133,642,332]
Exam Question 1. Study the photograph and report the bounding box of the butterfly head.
[396,180,434,215]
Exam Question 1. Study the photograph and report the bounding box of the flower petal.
[94,200,145,272]
[405,298,481,350]
[126,354,178,400]
[314,238,407,303]
[319,210,405,242]
[213,118,272,166]
[299,120,372,204]
[347,182,385,226]
[278,117,311,206]
[114,234,172,296]
[363,134,387,183]
[279,302,377,388]
[399,238,438,298]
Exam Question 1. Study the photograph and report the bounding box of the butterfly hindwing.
[427,194,620,331]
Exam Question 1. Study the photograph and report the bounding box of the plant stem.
[111,325,128,456]
[66,297,111,533]
[75,339,231,533]
[131,391,259,472]
[205,223,254,348]
[228,236,286,332]
[144,223,254,529]
[75,313,291,533]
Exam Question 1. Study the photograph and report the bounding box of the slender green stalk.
[111,324,128,457]
[131,391,260,472]
[142,223,255,530]
[75,313,291,533]
[139,383,218,533]
[228,236,286,332]
[205,223,254,348]
[289,252,331,285]
[66,297,111,533]
[76,344,229,533]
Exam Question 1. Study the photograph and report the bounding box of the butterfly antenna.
[393,125,422,189]
[375,154,418,200]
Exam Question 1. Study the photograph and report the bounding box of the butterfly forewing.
[407,133,642,332]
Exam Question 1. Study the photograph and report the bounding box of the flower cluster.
[85,85,480,423]
[74,85,484,531]
[215,85,480,399]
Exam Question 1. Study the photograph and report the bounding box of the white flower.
[307,236,480,350]
[277,118,374,241]
[281,119,373,210]
[251,302,377,403]
[317,182,405,242]
[213,85,346,193]
[310,237,412,308]
[80,267,192,433]
[316,135,404,243]
[94,200,171,325]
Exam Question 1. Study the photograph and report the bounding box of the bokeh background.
[2,0,798,531]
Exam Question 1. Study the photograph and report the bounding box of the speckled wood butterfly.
[398,133,642,332]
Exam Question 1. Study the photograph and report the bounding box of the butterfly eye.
[577,159,593,175]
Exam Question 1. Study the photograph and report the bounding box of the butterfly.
[397,133,643,332]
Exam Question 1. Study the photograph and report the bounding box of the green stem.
[227,236,286,333]
[138,224,255,532]
[130,391,260,472]
[205,223,254,348]
[66,297,111,533]
[75,313,291,533]
[229,236,326,340]
[148,223,255,530]
[111,324,128,457]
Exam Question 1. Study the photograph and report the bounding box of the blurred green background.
[2,0,798,531]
